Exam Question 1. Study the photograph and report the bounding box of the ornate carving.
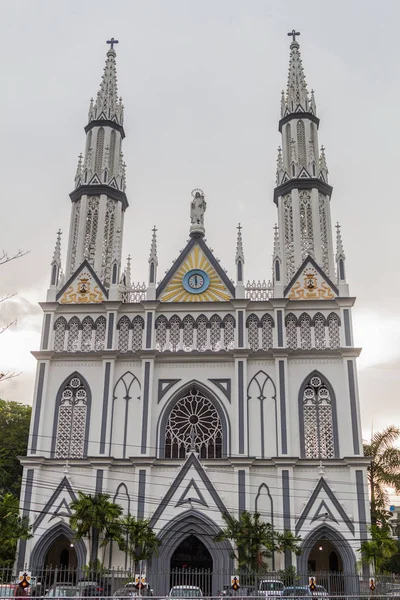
[55,375,88,459]
[303,375,334,459]
[288,268,335,300]
[60,271,105,304]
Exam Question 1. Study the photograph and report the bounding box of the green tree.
[214,511,301,573]
[69,492,123,567]
[363,426,400,525]
[119,515,161,573]
[0,493,32,566]
[360,524,398,574]
[0,400,31,496]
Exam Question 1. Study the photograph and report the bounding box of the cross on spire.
[287,29,300,43]
[106,37,119,50]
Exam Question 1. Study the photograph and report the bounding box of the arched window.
[81,317,94,352]
[223,315,235,350]
[182,315,194,351]
[69,201,80,273]
[285,124,291,170]
[132,316,144,351]
[261,314,274,350]
[85,130,92,160]
[164,388,223,459]
[328,313,340,349]
[169,315,181,351]
[285,313,297,350]
[283,194,295,281]
[54,317,67,352]
[84,197,99,265]
[297,120,306,167]
[314,313,326,349]
[319,194,329,274]
[94,127,104,175]
[117,316,130,353]
[210,315,222,351]
[155,316,168,351]
[55,375,89,459]
[299,313,312,350]
[101,199,116,287]
[299,190,314,260]
[302,374,335,459]
[196,315,208,351]
[67,317,80,352]
[247,314,259,351]
[94,316,106,351]
[108,130,116,175]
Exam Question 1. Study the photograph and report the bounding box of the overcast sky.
[0,0,399,440]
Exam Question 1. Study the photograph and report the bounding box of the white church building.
[19,33,370,591]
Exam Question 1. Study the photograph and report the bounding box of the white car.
[166,586,203,599]
[258,581,284,597]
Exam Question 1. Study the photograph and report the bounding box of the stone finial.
[51,229,62,267]
[149,226,158,266]
[88,41,123,126]
[235,223,245,264]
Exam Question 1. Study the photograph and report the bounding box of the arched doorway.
[30,523,87,575]
[45,534,78,569]
[170,535,213,596]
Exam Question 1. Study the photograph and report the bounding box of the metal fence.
[1,567,400,598]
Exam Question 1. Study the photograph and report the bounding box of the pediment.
[157,238,235,302]
[285,256,338,300]
[57,260,108,304]
[33,476,76,532]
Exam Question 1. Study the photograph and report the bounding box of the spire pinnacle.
[149,226,158,266]
[335,223,345,259]
[319,145,329,181]
[89,39,123,125]
[125,254,132,287]
[273,223,280,259]
[51,229,62,266]
[235,223,245,264]
[283,30,312,116]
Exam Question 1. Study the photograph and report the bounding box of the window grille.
[94,127,105,175]
[164,388,223,459]
[300,313,312,350]
[54,317,67,352]
[55,375,88,459]
[81,317,93,352]
[101,199,116,287]
[210,315,222,351]
[299,190,314,260]
[328,313,340,349]
[297,120,306,167]
[223,315,235,350]
[319,194,330,274]
[155,316,168,351]
[182,315,194,351]
[108,130,116,175]
[84,197,99,266]
[118,316,130,353]
[169,316,181,351]
[261,314,274,350]
[247,314,259,351]
[314,313,326,349]
[69,201,80,273]
[196,316,208,351]
[303,375,334,458]
[285,124,291,170]
[283,194,295,281]
[285,313,297,349]
[67,318,80,352]
[132,316,144,351]
[94,316,106,351]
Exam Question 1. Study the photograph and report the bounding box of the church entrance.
[44,534,78,570]
[307,538,344,594]
[170,535,213,596]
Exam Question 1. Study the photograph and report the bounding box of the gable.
[33,476,76,532]
[157,238,235,302]
[285,256,338,300]
[295,477,354,535]
[149,453,228,528]
[57,260,108,304]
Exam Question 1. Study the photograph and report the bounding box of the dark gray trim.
[277,310,283,347]
[279,361,287,455]
[282,470,292,568]
[31,363,46,454]
[107,313,114,349]
[70,184,128,210]
[137,469,146,519]
[238,361,244,454]
[110,372,141,458]
[238,470,246,514]
[141,362,151,454]
[157,379,181,403]
[93,470,104,563]
[156,237,235,298]
[42,314,51,350]
[51,370,92,458]
[151,509,234,597]
[149,453,229,529]
[56,259,108,301]
[298,369,340,459]
[274,178,332,206]
[29,522,87,570]
[339,258,346,281]
[344,309,352,345]
[176,478,208,508]
[157,380,230,458]
[356,470,369,576]
[311,500,338,524]
[255,483,274,569]
[284,255,339,297]
[238,311,244,347]
[100,363,111,453]
[146,312,153,349]
[33,476,77,533]
[49,498,72,521]
[247,370,277,458]
[209,378,231,402]
[347,360,360,454]
[17,469,34,569]
[278,111,320,132]
[84,119,125,139]
[96,469,103,494]
[295,477,354,535]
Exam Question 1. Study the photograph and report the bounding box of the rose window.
[165,388,223,459]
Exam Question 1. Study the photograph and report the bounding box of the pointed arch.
[299,312,312,350]
[313,312,326,350]
[110,371,141,459]
[157,380,230,459]
[297,524,357,579]
[247,371,277,458]
[285,123,292,170]
[94,316,106,350]
[182,314,195,350]
[155,315,168,351]
[113,482,130,515]
[285,313,298,350]
[297,120,306,167]
[81,316,94,352]
[261,313,274,350]
[51,372,92,458]
[222,314,235,350]
[327,313,341,349]
[246,314,260,351]
[66,317,80,352]
[53,317,67,352]
[168,314,182,351]
[94,127,105,174]
[195,314,208,351]
[117,315,131,353]
[132,315,144,351]
[298,370,339,459]
[30,521,87,569]
[209,314,222,351]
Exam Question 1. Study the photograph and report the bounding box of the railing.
[245,280,273,301]
[120,283,147,303]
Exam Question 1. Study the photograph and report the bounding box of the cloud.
[0,296,42,333]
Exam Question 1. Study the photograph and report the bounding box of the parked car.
[258,581,284,597]
[311,586,328,597]
[0,585,17,598]
[124,582,152,596]
[166,586,203,599]
[282,586,328,599]
[45,583,80,597]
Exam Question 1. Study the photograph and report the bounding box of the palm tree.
[360,524,398,574]
[69,492,123,567]
[363,426,400,525]
[119,515,161,574]
[214,511,301,573]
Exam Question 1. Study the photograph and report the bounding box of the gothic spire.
[235,223,245,288]
[125,254,132,287]
[88,38,124,125]
[335,223,346,283]
[283,30,313,116]
[272,224,280,259]
[148,226,158,297]
[50,229,62,287]
[149,226,158,266]
[319,145,329,182]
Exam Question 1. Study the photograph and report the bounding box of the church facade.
[19,34,370,591]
